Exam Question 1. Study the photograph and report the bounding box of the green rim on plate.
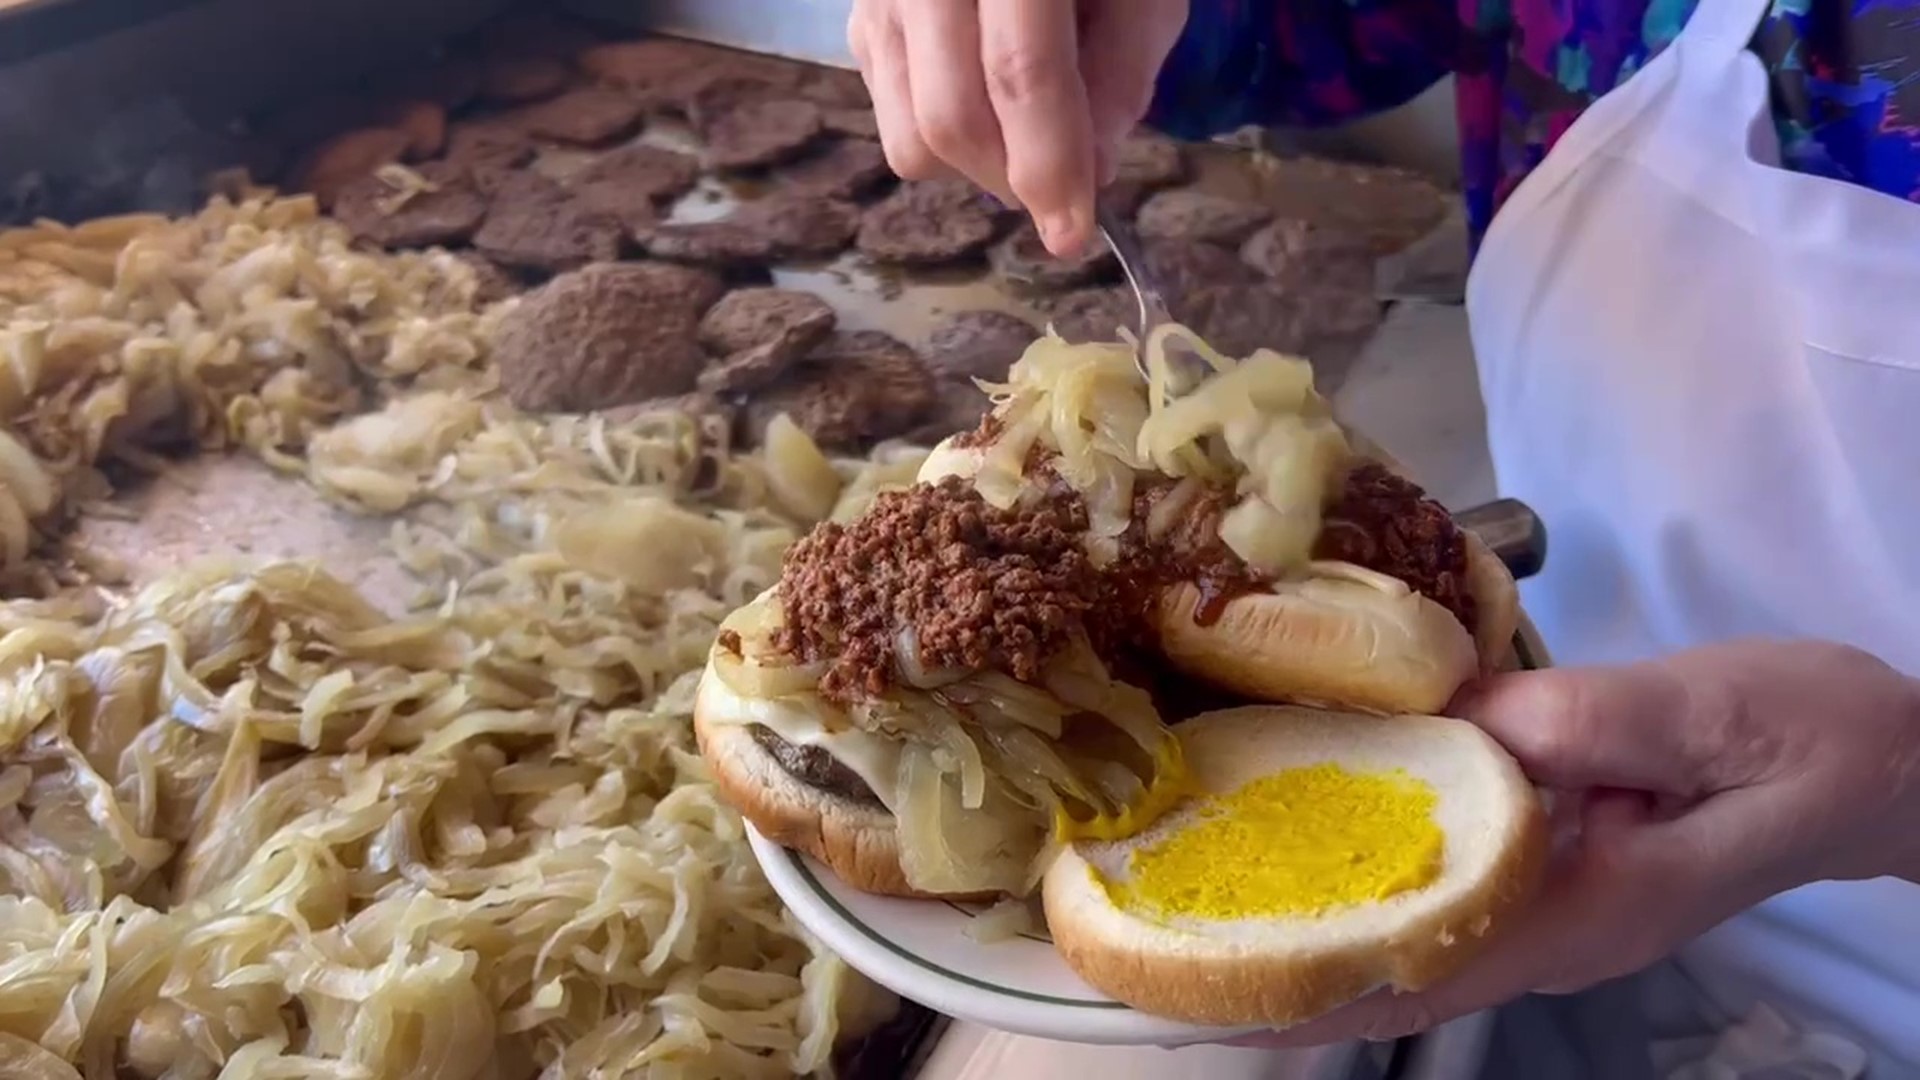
[789,629,1546,1010]
[788,851,1129,1008]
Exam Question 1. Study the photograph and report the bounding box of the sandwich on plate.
[695,324,1546,1027]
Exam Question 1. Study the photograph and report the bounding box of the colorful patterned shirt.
[1146,0,1920,246]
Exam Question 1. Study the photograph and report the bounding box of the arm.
[1147,0,1461,140]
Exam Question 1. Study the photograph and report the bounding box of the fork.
[1090,200,1205,395]
[1094,203,1174,388]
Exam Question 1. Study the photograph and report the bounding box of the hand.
[1232,639,1920,1048]
[847,0,1189,256]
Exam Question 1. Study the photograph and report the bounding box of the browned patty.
[641,196,860,266]
[745,330,934,449]
[1240,217,1377,293]
[1103,132,1189,214]
[577,39,721,88]
[988,222,1117,291]
[903,380,998,447]
[1140,238,1260,295]
[493,261,725,413]
[457,252,523,305]
[473,173,624,273]
[441,119,537,194]
[291,126,411,209]
[331,161,487,249]
[1175,284,1312,359]
[702,98,824,171]
[856,178,1001,264]
[773,139,895,201]
[1135,189,1275,246]
[477,54,572,105]
[568,144,702,231]
[796,66,872,109]
[1040,287,1138,344]
[513,87,647,146]
[922,310,1039,382]
[697,287,837,393]
[685,72,793,129]
[379,100,448,160]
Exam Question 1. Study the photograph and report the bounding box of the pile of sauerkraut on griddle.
[0,192,914,1079]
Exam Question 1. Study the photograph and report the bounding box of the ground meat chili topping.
[765,454,1475,713]
[774,476,1103,704]
[1113,478,1272,631]
[1313,462,1477,632]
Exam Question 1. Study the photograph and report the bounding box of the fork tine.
[1095,204,1173,385]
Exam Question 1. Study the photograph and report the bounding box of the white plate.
[755,627,1548,1046]
[748,826,1261,1046]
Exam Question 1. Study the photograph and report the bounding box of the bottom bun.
[693,677,993,901]
[1043,705,1548,1029]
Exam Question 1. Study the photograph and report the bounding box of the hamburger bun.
[1044,705,1548,1028]
[1155,531,1518,715]
[693,650,997,901]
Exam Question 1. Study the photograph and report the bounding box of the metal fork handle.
[1095,203,1174,354]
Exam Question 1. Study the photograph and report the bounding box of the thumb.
[1451,663,1766,798]
[1237,790,1712,1048]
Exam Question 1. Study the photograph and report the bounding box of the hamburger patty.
[741,330,933,449]
[773,138,894,201]
[749,725,883,805]
[989,222,1116,290]
[331,161,487,248]
[702,98,823,170]
[856,178,1001,264]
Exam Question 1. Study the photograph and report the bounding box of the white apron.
[1464,0,1920,1064]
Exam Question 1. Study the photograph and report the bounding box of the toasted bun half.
[1156,533,1517,716]
[693,662,997,901]
[1043,705,1548,1029]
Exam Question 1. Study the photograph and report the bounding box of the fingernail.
[1040,212,1082,256]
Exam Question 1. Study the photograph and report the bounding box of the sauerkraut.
[712,595,1188,897]
[0,192,911,1078]
[777,322,1349,895]
[712,324,1345,898]
[968,323,1351,575]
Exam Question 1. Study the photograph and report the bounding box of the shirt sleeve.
[1145,0,1462,139]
